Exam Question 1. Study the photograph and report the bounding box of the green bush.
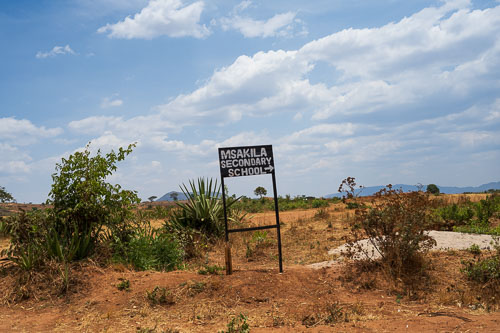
[461,242,500,284]
[311,199,329,208]
[111,220,183,271]
[2,143,140,270]
[462,257,500,283]
[435,194,500,233]
[435,203,474,229]
[229,195,335,213]
[474,195,500,225]
[46,142,140,260]
[1,209,49,269]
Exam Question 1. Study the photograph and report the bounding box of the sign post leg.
[225,242,232,275]
[272,172,283,273]
[221,176,232,275]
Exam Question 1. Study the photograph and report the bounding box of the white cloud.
[285,123,357,143]
[0,117,62,145]
[97,0,210,39]
[156,49,314,126]
[221,12,299,38]
[0,143,32,174]
[220,1,305,38]
[152,1,500,125]
[101,95,123,108]
[36,45,76,59]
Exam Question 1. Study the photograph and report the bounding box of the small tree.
[426,184,440,195]
[148,196,157,203]
[254,186,267,198]
[47,142,140,260]
[0,186,14,203]
[3,143,140,268]
[170,192,179,201]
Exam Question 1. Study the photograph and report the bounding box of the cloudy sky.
[1,0,499,203]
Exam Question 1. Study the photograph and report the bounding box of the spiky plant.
[173,178,225,237]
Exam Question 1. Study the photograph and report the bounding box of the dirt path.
[309,231,499,268]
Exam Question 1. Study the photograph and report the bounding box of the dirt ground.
[1,194,499,332]
[1,258,499,332]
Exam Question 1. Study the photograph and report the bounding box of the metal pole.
[272,171,283,273]
[221,176,232,275]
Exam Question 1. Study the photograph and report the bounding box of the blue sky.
[1,0,499,203]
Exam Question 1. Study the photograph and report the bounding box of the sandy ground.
[309,231,499,268]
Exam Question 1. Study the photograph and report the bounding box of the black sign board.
[218,144,283,274]
[219,145,274,178]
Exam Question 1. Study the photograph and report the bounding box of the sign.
[218,144,283,274]
[219,145,274,178]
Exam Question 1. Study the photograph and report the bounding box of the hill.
[156,191,188,202]
[325,181,500,198]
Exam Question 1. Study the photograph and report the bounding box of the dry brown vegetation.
[1,193,499,332]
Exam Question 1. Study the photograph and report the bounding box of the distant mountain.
[324,181,500,198]
[157,191,188,202]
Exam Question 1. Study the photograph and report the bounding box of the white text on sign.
[218,145,274,178]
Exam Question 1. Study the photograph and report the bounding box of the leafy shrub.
[441,194,500,234]
[462,256,500,283]
[46,142,140,260]
[435,203,474,230]
[111,220,184,271]
[2,143,140,270]
[340,178,436,283]
[1,209,49,269]
[461,242,500,284]
[312,199,329,208]
[460,241,500,308]
[474,195,500,225]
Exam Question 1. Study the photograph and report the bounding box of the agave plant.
[172,178,224,237]
[172,177,246,238]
